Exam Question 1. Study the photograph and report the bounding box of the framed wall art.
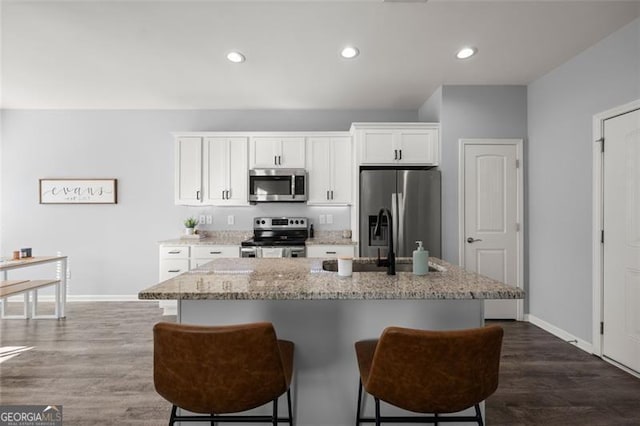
[39,179,118,204]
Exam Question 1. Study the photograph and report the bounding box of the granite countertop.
[159,231,252,246]
[139,257,525,301]
[306,231,356,246]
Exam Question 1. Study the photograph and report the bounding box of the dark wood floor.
[1,302,639,425]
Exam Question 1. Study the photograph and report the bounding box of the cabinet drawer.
[191,245,239,259]
[306,245,355,259]
[160,246,190,258]
[159,259,190,281]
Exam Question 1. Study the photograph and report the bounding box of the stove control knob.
[256,220,260,225]
[295,220,299,224]
[289,220,293,224]
[261,220,266,225]
[300,219,305,225]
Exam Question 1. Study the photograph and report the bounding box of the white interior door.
[603,108,640,373]
[462,141,521,319]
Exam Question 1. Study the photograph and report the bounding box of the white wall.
[528,18,640,342]
[0,109,416,296]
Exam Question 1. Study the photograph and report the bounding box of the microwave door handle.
[291,175,296,199]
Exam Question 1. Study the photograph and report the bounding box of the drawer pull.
[168,251,181,254]
[210,251,222,254]
[326,251,337,254]
[168,269,181,273]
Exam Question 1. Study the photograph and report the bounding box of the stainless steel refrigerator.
[359,168,441,258]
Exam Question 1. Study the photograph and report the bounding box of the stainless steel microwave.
[249,169,308,202]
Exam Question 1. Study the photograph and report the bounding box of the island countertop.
[139,257,524,301]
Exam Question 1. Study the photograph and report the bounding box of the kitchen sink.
[321,260,442,273]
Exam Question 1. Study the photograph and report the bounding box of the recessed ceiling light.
[456,47,477,60]
[341,46,360,59]
[227,51,246,63]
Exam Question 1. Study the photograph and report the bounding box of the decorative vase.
[185,228,195,235]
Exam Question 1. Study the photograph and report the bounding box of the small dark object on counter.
[309,224,314,238]
[20,248,32,258]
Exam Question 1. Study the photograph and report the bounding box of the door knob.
[467,237,483,243]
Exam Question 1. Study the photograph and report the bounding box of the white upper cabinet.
[250,137,305,168]
[203,137,248,206]
[306,136,352,205]
[175,137,203,204]
[352,123,440,165]
[175,135,248,206]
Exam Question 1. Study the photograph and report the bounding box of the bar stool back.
[355,325,503,426]
[154,321,294,425]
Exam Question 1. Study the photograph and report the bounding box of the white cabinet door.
[280,137,306,168]
[250,137,305,168]
[175,137,203,204]
[203,137,227,204]
[307,137,352,205]
[360,130,395,164]
[192,245,240,259]
[307,137,332,203]
[226,139,248,205]
[250,137,280,168]
[398,129,439,165]
[203,137,248,206]
[330,137,352,204]
[159,259,190,282]
[306,245,355,258]
[354,125,440,166]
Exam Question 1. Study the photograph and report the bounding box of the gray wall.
[418,87,442,122]
[439,85,528,266]
[527,18,640,342]
[1,109,416,296]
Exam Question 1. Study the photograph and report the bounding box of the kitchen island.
[140,257,524,426]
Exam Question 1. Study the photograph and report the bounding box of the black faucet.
[373,208,396,275]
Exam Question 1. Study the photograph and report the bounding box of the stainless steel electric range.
[240,217,308,258]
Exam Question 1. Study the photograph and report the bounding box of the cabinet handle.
[278,155,282,165]
[168,250,181,254]
[221,190,225,199]
[274,155,278,165]
[168,269,181,273]
[210,251,222,254]
[196,190,201,200]
[226,190,230,199]
[399,149,402,160]
[327,190,330,200]
[326,251,337,254]
[394,149,398,160]
[331,190,334,200]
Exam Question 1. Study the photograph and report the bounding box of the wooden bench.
[0,279,62,319]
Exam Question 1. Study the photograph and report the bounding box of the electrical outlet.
[206,215,213,224]
[199,215,206,225]
[326,214,333,224]
[319,215,326,224]
[227,215,234,225]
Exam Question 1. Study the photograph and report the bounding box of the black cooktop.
[241,238,306,247]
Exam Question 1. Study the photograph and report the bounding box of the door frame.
[592,99,640,360]
[458,138,525,321]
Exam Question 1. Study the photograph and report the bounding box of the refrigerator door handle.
[397,191,404,254]
[391,192,398,254]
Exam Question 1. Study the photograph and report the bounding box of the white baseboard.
[6,294,143,302]
[525,314,593,354]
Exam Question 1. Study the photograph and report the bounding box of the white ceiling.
[1,1,639,109]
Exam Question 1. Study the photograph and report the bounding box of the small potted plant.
[184,217,198,235]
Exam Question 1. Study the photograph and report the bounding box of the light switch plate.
[319,215,326,224]
[326,214,333,224]
[227,215,234,225]
[199,215,206,225]
[206,215,213,224]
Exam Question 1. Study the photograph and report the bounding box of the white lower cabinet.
[158,244,240,315]
[306,245,355,259]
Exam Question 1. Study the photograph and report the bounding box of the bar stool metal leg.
[169,405,177,426]
[356,379,364,426]
[272,397,278,426]
[374,397,381,426]
[475,404,483,426]
[287,388,293,426]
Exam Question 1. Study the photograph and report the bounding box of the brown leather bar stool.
[354,325,503,426]
[153,321,294,425]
